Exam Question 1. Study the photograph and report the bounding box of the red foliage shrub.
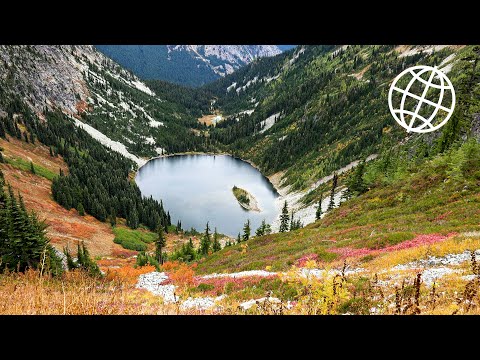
[192,275,278,296]
[111,248,138,259]
[329,233,457,259]
[295,253,319,267]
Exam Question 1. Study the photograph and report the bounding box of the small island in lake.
[232,185,260,212]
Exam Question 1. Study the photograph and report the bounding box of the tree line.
[0,103,172,232]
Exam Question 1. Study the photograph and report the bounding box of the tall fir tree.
[155,226,167,265]
[0,173,62,274]
[279,201,290,232]
[212,227,221,252]
[315,194,323,220]
[77,203,85,216]
[348,160,366,195]
[199,221,211,255]
[127,208,139,229]
[242,219,251,241]
[328,173,338,211]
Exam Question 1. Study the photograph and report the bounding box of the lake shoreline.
[136,151,322,233]
[135,152,283,236]
[137,151,282,196]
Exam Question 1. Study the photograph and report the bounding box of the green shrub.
[135,252,159,270]
[338,297,372,315]
[113,227,157,251]
[196,283,215,292]
[114,237,147,251]
[316,248,339,262]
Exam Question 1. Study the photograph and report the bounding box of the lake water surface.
[135,154,280,237]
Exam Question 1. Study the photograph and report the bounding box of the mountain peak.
[96,45,282,86]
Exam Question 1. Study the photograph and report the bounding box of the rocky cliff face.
[0,45,153,117]
[168,45,282,76]
[0,45,194,161]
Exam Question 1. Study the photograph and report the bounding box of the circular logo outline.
[388,65,456,133]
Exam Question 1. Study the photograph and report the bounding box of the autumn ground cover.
[0,269,180,315]
[196,150,480,274]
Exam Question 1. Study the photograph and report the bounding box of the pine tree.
[64,246,78,270]
[30,161,35,175]
[315,194,323,220]
[264,222,272,235]
[237,232,241,244]
[242,219,251,241]
[109,208,116,226]
[155,226,166,265]
[212,227,221,252]
[279,201,290,232]
[127,208,139,229]
[0,173,9,257]
[328,173,338,211]
[184,238,196,261]
[76,242,101,277]
[255,219,266,236]
[77,203,85,216]
[77,242,85,266]
[290,210,296,231]
[199,221,211,255]
[348,160,366,195]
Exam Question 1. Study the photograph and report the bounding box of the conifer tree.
[242,219,251,241]
[77,203,85,216]
[264,222,272,235]
[127,208,139,229]
[255,219,267,237]
[30,161,35,175]
[315,194,323,220]
[279,201,290,232]
[0,174,8,255]
[184,237,196,261]
[64,246,78,270]
[212,227,221,252]
[199,221,211,255]
[0,174,61,274]
[237,232,241,244]
[348,160,366,195]
[328,173,338,211]
[155,226,166,265]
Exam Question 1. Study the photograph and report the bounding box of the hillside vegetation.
[197,139,480,273]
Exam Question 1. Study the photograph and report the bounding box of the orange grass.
[0,269,181,315]
[105,265,156,285]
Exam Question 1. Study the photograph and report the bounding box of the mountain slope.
[206,45,468,190]
[0,45,209,162]
[0,45,199,253]
[95,45,282,87]
[197,138,480,273]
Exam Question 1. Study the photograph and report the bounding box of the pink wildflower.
[329,232,457,259]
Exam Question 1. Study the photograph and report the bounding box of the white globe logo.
[388,65,455,133]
